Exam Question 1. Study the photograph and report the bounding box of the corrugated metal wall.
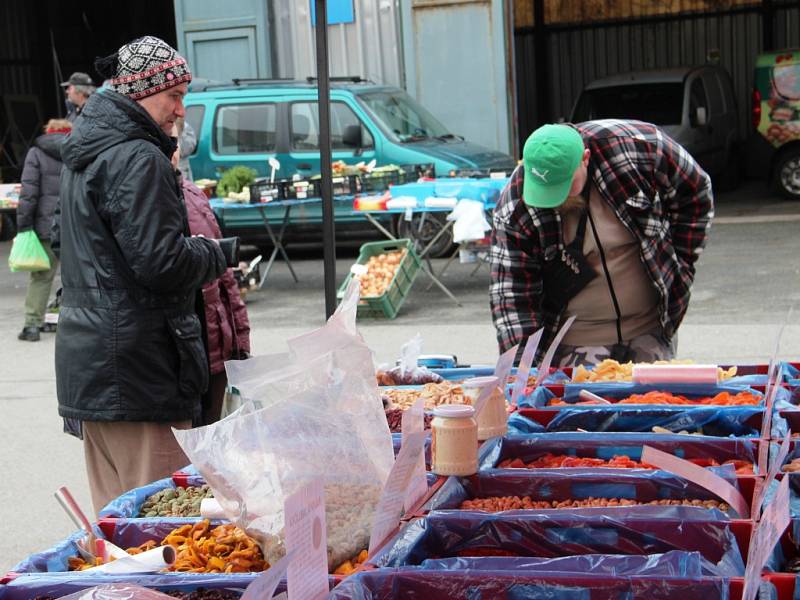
[271,0,402,86]
[0,0,38,97]
[514,1,800,147]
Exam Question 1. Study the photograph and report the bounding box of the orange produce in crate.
[547,390,760,406]
[497,453,753,474]
[357,250,406,297]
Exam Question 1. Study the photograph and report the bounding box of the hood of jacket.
[61,89,177,171]
[34,132,67,161]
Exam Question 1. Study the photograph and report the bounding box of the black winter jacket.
[16,133,66,240]
[53,89,227,423]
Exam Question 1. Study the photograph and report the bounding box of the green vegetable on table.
[217,166,257,197]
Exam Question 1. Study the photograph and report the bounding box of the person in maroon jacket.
[171,124,251,424]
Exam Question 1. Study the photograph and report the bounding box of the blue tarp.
[478,433,758,473]
[328,568,730,599]
[418,551,720,577]
[518,383,764,409]
[423,469,743,517]
[389,178,502,205]
[367,510,743,576]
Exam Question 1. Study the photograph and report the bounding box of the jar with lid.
[463,376,508,441]
[431,404,478,476]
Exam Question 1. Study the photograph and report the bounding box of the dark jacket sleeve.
[222,267,251,354]
[16,148,41,232]
[107,150,227,292]
[50,197,61,258]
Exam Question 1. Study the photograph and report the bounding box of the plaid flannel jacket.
[489,120,714,360]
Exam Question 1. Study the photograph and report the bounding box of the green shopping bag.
[8,230,51,272]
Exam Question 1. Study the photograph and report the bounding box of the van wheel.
[395,212,454,258]
[773,149,800,200]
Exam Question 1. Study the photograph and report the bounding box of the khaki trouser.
[82,420,192,516]
[24,240,59,327]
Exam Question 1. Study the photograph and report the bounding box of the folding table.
[210,198,315,289]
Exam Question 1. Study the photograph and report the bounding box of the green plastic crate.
[337,239,421,319]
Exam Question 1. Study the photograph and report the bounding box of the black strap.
[574,210,589,245]
[586,203,624,346]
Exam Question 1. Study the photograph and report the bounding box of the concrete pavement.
[1,179,799,571]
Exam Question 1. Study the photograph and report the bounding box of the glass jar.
[463,376,508,441]
[431,404,478,476]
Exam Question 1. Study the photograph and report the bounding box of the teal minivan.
[184,78,516,181]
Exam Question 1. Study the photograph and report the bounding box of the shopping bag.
[8,230,51,272]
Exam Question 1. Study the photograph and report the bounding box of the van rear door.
[684,75,716,174]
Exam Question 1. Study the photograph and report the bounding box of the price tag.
[241,550,295,600]
[754,430,792,517]
[404,206,413,222]
[641,446,750,519]
[511,329,544,407]
[368,430,426,557]
[284,481,329,600]
[474,344,517,418]
[759,364,784,474]
[532,315,576,393]
[743,476,791,600]
[402,398,428,513]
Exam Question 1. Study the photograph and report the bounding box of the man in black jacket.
[53,36,233,513]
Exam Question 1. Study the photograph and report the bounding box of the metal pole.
[315,0,337,319]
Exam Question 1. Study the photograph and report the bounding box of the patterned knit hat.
[106,36,191,100]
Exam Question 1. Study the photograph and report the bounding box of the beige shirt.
[560,185,660,346]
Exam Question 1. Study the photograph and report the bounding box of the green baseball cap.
[522,124,585,208]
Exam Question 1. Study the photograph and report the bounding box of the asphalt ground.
[1,179,799,571]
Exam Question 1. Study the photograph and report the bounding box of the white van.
[570,65,742,189]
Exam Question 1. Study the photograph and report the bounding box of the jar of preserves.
[431,404,478,476]
[463,376,508,441]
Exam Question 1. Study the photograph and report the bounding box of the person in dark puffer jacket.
[16,118,72,342]
[53,36,236,514]
[171,121,251,425]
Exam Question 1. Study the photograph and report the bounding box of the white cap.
[433,404,475,418]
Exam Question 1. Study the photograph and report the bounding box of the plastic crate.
[337,239,421,319]
[279,178,318,199]
[248,178,282,203]
[359,164,435,193]
[315,174,361,196]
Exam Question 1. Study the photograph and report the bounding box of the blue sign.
[310,0,355,26]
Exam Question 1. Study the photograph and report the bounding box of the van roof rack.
[231,77,296,85]
[305,76,371,84]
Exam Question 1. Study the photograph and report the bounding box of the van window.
[214,103,277,154]
[184,105,204,155]
[689,79,709,126]
[572,83,683,125]
[290,102,374,151]
[358,90,450,142]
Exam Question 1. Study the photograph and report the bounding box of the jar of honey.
[431,404,478,476]
[463,376,508,441]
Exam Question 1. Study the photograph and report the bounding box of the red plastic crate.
[764,573,796,600]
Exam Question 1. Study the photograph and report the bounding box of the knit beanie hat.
[94,36,191,100]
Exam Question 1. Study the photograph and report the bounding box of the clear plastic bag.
[446,199,491,243]
[376,334,444,385]
[173,279,394,569]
